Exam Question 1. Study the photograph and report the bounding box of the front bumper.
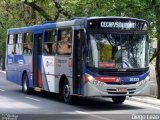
[83,80,150,97]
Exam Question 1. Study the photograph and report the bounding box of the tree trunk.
[0,55,2,70]
[156,21,160,99]
[156,41,160,99]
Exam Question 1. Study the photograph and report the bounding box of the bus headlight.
[137,76,150,86]
[85,73,107,87]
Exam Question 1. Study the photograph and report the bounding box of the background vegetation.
[0,0,160,98]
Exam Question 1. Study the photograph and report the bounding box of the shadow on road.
[73,97,142,111]
[13,89,143,111]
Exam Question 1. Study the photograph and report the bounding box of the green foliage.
[0,0,159,56]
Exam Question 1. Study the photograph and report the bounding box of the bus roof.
[7,19,84,34]
[70,16,147,21]
[7,16,148,34]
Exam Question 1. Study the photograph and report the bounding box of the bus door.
[33,33,43,89]
[73,30,83,94]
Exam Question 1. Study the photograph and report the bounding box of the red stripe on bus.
[38,69,42,87]
[83,76,89,83]
[94,77,117,82]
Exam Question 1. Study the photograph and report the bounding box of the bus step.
[34,87,41,92]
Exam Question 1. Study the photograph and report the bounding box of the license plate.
[116,87,127,92]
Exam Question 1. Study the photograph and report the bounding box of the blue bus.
[6,17,150,104]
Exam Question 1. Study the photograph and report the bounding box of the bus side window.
[23,32,33,54]
[7,34,19,55]
[57,29,72,55]
[15,33,23,55]
[8,34,15,55]
[44,30,56,55]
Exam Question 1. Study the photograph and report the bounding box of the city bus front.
[82,17,150,102]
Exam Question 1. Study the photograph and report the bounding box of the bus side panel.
[54,56,73,94]
[23,55,33,88]
[6,55,18,84]
[6,55,33,87]
[42,56,56,92]
[41,56,73,94]
[13,55,24,85]
[6,70,17,84]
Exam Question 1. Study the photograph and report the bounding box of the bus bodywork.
[6,17,150,104]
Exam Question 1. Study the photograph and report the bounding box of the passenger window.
[23,32,33,54]
[8,34,16,55]
[15,33,23,55]
[17,33,23,43]
[8,35,14,44]
[44,30,56,55]
[57,29,72,55]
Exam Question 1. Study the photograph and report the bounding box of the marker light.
[137,76,150,86]
[85,73,107,87]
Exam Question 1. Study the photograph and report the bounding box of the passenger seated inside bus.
[23,43,32,54]
[58,31,72,54]
[44,43,56,54]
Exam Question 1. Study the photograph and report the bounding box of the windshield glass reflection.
[86,31,149,69]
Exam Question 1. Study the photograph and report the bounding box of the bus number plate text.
[116,88,127,92]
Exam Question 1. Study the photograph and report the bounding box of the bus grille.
[105,81,137,85]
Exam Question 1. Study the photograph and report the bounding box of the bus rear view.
[83,17,150,103]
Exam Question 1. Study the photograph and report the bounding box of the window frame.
[57,28,73,56]
[23,32,33,55]
[7,34,17,55]
[43,29,57,55]
[15,33,23,55]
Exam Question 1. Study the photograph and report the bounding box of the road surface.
[0,72,160,120]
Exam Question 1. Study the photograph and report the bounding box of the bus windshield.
[86,31,149,69]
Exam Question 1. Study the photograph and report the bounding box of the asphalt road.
[0,72,160,120]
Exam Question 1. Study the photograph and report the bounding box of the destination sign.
[100,22,136,29]
[87,18,147,30]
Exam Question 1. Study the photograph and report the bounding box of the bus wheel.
[112,96,126,104]
[22,73,31,94]
[63,80,74,104]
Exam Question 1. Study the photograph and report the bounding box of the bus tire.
[62,79,74,104]
[22,73,31,94]
[112,96,126,104]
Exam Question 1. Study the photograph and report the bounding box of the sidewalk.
[149,64,157,97]
[127,96,160,106]
[0,70,6,74]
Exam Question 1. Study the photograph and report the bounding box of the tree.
[151,0,160,99]
[0,0,159,97]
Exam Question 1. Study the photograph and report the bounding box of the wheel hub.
[24,79,27,91]
[64,84,70,98]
